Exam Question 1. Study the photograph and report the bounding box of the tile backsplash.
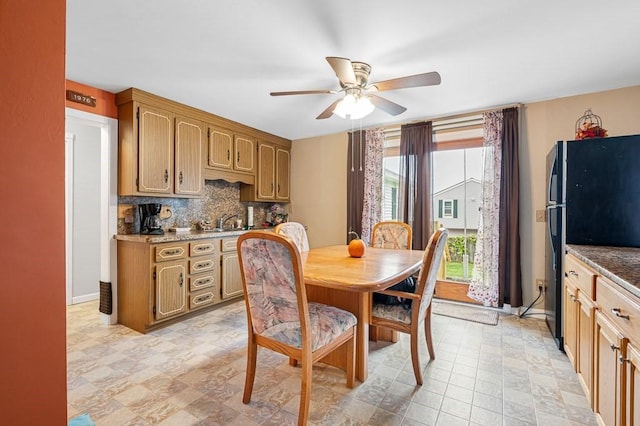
[118,180,275,234]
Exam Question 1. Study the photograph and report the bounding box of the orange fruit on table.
[348,231,366,258]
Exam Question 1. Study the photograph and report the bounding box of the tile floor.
[67,300,598,425]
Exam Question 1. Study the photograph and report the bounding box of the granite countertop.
[566,245,640,299]
[114,227,274,243]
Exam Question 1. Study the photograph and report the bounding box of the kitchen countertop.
[114,227,274,243]
[566,245,640,299]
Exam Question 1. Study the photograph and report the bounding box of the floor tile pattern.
[67,301,598,425]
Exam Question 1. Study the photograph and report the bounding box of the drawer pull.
[610,343,620,352]
[611,308,630,320]
[195,246,210,251]
[164,249,181,256]
[195,261,212,270]
[567,270,578,277]
[196,278,212,286]
[195,294,212,303]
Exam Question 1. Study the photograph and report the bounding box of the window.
[440,199,457,218]
[381,114,489,302]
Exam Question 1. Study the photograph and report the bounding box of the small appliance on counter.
[139,203,164,235]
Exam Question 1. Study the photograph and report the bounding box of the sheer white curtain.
[360,128,384,244]
[467,111,502,307]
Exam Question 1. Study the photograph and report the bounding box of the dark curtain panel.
[499,107,523,307]
[398,121,433,249]
[346,130,365,242]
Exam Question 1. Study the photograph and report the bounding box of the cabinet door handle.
[164,169,169,183]
[611,307,630,320]
[619,355,628,364]
[277,184,280,194]
[569,294,577,302]
[179,273,184,287]
[237,152,240,163]
[610,343,620,352]
[567,270,578,277]
[227,149,230,161]
[179,171,183,184]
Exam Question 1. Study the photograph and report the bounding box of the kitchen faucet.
[217,214,238,229]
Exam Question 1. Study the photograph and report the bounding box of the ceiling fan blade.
[270,90,336,96]
[369,95,407,116]
[326,57,357,85]
[316,99,342,120]
[371,71,441,92]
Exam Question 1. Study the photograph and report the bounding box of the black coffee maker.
[139,203,164,235]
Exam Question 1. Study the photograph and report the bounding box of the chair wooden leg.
[410,331,423,385]
[424,304,435,360]
[345,327,356,389]
[243,338,257,403]
[298,359,313,426]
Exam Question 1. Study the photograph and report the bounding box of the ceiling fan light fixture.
[333,94,374,120]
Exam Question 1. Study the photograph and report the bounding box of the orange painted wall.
[66,79,118,119]
[0,0,67,423]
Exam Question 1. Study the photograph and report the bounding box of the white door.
[65,123,101,303]
[65,109,118,324]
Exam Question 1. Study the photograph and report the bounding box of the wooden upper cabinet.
[138,105,174,194]
[257,142,276,200]
[276,147,290,201]
[206,126,255,174]
[207,127,233,170]
[234,135,255,174]
[240,140,291,202]
[174,116,204,196]
[117,88,290,194]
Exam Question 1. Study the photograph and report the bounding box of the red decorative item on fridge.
[575,109,608,140]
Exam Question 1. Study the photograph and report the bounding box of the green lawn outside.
[445,261,474,282]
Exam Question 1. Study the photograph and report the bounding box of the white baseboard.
[71,292,99,305]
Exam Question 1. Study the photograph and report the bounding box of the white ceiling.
[66,0,640,141]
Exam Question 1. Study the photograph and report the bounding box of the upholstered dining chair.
[370,221,413,342]
[274,221,310,252]
[237,231,357,425]
[371,228,448,385]
[371,221,412,250]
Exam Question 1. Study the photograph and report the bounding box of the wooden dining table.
[300,244,424,382]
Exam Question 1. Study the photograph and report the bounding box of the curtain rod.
[380,102,523,132]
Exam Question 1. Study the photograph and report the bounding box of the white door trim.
[65,108,118,325]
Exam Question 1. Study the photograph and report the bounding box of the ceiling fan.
[270,57,441,120]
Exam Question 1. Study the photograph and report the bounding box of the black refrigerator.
[545,134,640,350]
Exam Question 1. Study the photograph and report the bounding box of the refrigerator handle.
[547,150,557,205]
[546,205,558,270]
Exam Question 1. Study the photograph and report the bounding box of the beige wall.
[291,85,640,306]
[289,132,348,248]
[521,85,640,305]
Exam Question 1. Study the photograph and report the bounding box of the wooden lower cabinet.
[577,291,596,406]
[117,237,242,333]
[564,254,597,406]
[155,259,188,320]
[626,343,640,426]
[564,279,579,367]
[221,237,243,299]
[594,310,625,426]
